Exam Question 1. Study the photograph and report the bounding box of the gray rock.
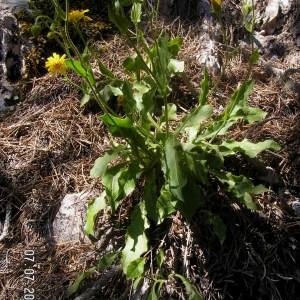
[195,20,221,76]
[158,0,211,20]
[0,7,24,112]
[291,200,300,216]
[52,192,93,243]
[261,0,292,34]
[0,0,28,10]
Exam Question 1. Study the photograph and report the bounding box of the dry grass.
[0,75,109,299]
[0,17,300,299]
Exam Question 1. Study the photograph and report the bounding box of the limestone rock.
[52,192,93,243]
[292,201,300,216]
[159,0,211,20]
[261,0,292,34]
[0,7,24,112]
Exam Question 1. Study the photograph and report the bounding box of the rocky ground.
[0,1,300,299]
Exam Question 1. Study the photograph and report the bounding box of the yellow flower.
[68,9,92,23]
[211,0,224,14]
[45,53,67,75]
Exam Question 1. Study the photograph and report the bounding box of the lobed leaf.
[197,80,267,140]
[90,146,124,178]
[103,163,140,212]
[161,103,177,123]
[215,171,268,209]
[180,104,213,134]
[168,59,184,74]
[220,139,281,158]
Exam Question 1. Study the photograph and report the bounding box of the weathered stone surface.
[0,6,24,112]
[291,200,300,216]
[195,34,221,76]
[52,192,93,243]
[260,0,292,34]
[159,0,211,20]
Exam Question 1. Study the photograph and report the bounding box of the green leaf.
[121,202,149,278]
[97,252,119,271]
[156,249,165,270]
[250,49,259,65]
[208,215,226,244]
[132,82,150,112]
[198,80,266,140]
[103,163,141,211]
[180,104,213,133]
[168,59,184,74]
[167,37,183,56]
[126,257,146,278]
[67,267,96,296]
[80,93,91,107]
[98,61,115,79]
[100,85,123,102]
[84,192,107,236]
[131,2,142,25]
[123,54,147,74]
[90,146,124,178]
[150,34,175,96]
[148,280,165,300]
[175,274,203,300]
[145,180,176,225]
[162,136,187,202]
[184,143,224,171]
[108,1,130,35]
[100,114,147,151]
[184,150,209,184]
[215,171,268,209]
[66,59,95,85]
[220,139,281,158]
[244,106,267,123]
[161,103,177,123]
[100,114,132,134]
[242,2,254,32]
[178,180,205,221]
[133,277,143,290]
[198,69,210,106]
[223,80,254,121]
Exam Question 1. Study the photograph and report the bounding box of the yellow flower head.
[211,0,224,14]
[68,9,92,23]
[45,53,67,75]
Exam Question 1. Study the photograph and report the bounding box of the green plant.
[241,0,260,73]
[49,0,280,297]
